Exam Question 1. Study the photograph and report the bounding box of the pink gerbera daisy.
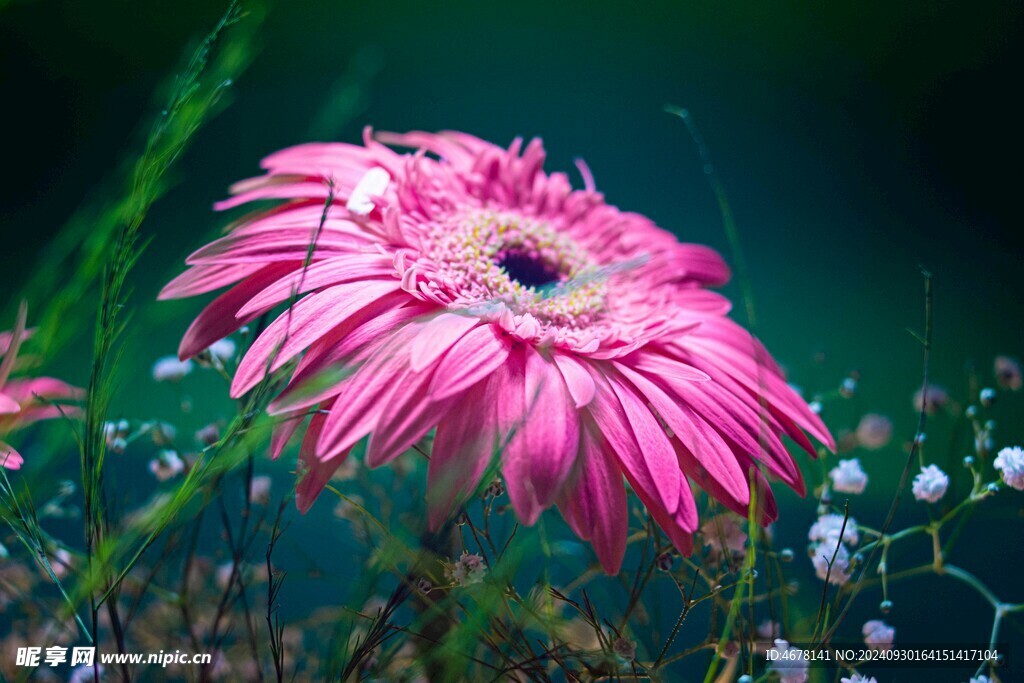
[161,129,833,573]
[0,304,83,470]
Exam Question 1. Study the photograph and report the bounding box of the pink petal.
[159,263,264,300]
[270,413,305,460]
[681,330,833,450]
[365,368,457,467]
[235,254,395,318]
[230,280,402,398]
[213,178,341,212]
[178,262,300,360]
[674,243,731,286]
[615,363,749,506]
[0,327,33,356]
[408,313,480,373]
[0,392,20,415]
[296,407,349,513]
[589,370,681,514]
[427,324,513,401]
[623,464,698,555]
[427,380,501,529]
[259,141,379,170]
[269,298,428,414]
[0,378,83,402]
[315,329,419,461]
[673,343,826,460]
[670,289,732,315]
[627,352,710,384]
[558,428,627,574]
[668,376,804,492]
[499,346,580,525]
[186,228,368,265]
[551,352,596,408]
[0,441,23,470]
[740,454,780,523]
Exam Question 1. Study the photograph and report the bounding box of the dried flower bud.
[612,637,635,661]
[485,479,504,498]
[655,552,675,571]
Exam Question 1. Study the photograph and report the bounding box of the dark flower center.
[495,249,562,289]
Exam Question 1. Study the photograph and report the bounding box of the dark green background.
[2,1,1022,679]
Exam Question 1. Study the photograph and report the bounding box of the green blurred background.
[2,0,1023,679]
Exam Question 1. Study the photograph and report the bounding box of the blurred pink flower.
[913,382,949,415]
[148,450,184,481]
[162,130,833,573]
[855,413,892,450]
[0,305,82,470]
[994,355,1022,391]
[700,513,748,559]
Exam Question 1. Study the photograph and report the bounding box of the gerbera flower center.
[493,248,562,289]
[418,209,609,333]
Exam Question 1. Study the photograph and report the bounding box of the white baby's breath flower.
[808,513,859,545]
[207,338,237,363]
[767,639,808,683]
[841,675,877,683]
[152,356,193,382]
[700,513,748,558]
[862,619,894,650]
[249,475,272,505]
[829,458,868,494]
[912,464,950,503]
[994,446,1024,490]
[811,538,852,585]
[914,383,949,414]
